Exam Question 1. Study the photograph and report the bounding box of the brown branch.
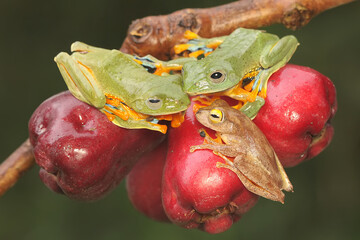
[0,0,354,197]
[0,139,35,197]
[120,0,354,59]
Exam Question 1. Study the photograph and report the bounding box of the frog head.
[182,56,238,95]
[129,74,191,116]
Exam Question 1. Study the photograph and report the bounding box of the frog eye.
[209,70,226,83]
[209,109,224,123]
[146,97,163,110]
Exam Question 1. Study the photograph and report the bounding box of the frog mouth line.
[103,94,185,134]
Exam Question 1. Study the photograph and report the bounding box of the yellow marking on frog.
[169,112,185,128]
[132,58,143,65]
[103,111,115,121]
[192,95,221,114]
[104,105,129,121]
[77,61,97,89]
[104,94,184,134]
[222,67,262,103]
[188,50,205,58]
[258,86,267,98]
[206,40,223,50]
[200,128,223,145]
[153,63,183,76]
[192,67,266,113]
[184,30,199,40]
[174,44,192,55]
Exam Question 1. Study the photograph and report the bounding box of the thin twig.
[0,139,35,197]
[120,0,354,59]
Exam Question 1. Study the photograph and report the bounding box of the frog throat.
[103,94,185,134]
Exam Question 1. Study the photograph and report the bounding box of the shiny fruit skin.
[29,91,164,201]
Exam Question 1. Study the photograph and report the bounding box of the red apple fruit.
[162,100,258,234]
[126,139,170,222]
[253,64,337,167]
[29,91,164,201]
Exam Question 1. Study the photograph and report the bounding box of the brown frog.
[190,99,293,203]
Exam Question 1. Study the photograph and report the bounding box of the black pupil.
[149,99,160,103]
[210,114,220,119]
[211,72,222,79]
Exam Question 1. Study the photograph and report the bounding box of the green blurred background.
[0,0,359,239]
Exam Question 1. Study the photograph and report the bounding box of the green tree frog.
[54,42,190,133]
[182,27,299,102]
[190,99,293,203]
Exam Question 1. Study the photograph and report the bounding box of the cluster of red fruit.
[28,64,337,234]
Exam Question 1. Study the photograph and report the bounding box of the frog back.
[91,50,188,115]
[207,28,279,76]
[90,50,158,100]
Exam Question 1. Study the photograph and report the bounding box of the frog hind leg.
[254,35,299,98]
[215,152,286,203]
[54,52,106,108]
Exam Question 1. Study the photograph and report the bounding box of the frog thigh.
[260,35,299,69]
[54,52,106,108]
[255,36,299,92]
[232,153,286,203]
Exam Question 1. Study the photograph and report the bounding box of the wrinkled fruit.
[29,91,164,201]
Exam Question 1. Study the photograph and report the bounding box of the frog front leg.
[251,35,299,100]
[54,52,106,108]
